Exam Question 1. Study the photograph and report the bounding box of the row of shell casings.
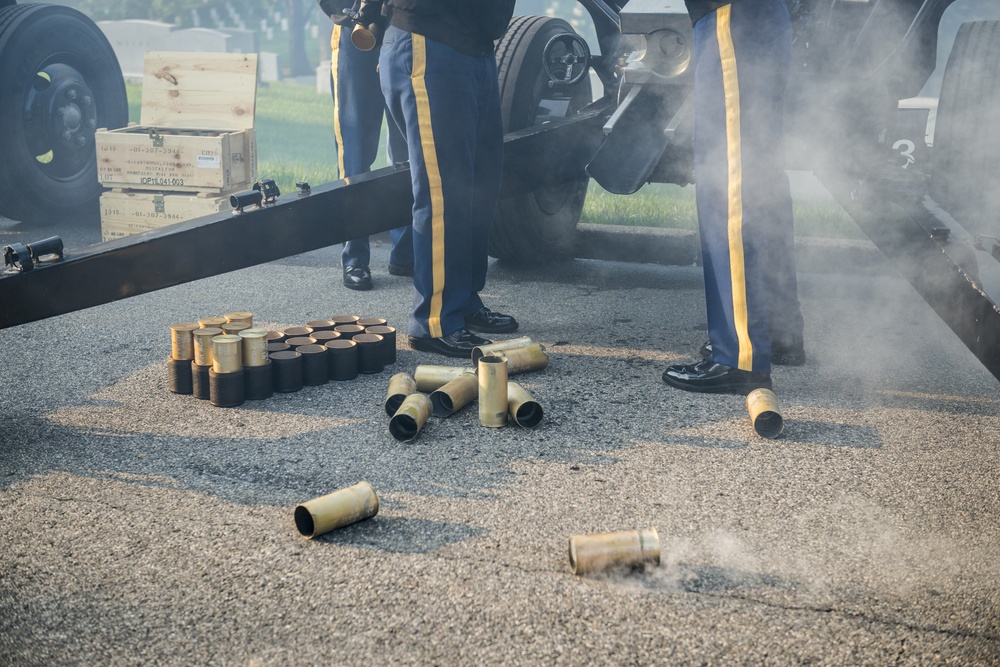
[167,314,396,407]
[291,482,660,579]
[383,340,549,441]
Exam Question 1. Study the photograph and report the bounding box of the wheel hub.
[25,63,98,164]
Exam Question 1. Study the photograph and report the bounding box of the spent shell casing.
[478,356,508,427]
[385,372,418,416]
[389,393,432,441]
[568,527,660,575]
[430,371,479,418]
[493,343,549,375]
[507,381,543,428]
[414,364,472,392]
[746,388,783,438]
[294,481,379,538]
[471,336,535,363]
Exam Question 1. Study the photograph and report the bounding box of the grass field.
[125,81,863,239]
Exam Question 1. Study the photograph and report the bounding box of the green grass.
[125,81,863,239]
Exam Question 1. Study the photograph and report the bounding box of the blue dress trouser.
[693,0,803,373]
[379,25,503,339]
[331,24,413,270]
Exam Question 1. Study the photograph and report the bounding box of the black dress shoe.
[699,333,805,367]
[662,358,772,395]
[343,265,373,291]
[464,306,519,333]
[771,333,806,366]
[388,263,414,277]
[409,328,491,358]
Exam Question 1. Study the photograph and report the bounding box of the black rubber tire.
[929,20,1000,238]
[0,3,128,224]
[490,16,592,263]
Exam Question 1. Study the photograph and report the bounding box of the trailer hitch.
[2,236,64,273]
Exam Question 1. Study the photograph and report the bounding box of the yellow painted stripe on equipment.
[717,6,753,371]
[412,34,446,338]
[330,25,346,178]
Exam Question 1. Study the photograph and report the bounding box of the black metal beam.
[0,107,609,330]
[818,169,1000,382]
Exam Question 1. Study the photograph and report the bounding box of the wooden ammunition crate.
[100,188,232,241]
[96,51,258,193]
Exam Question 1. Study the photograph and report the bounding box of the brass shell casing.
[192,327,223,366]
[294,481,380,539]
[169,323,200,360]
[430,371,478,418]
[746,388,783,439]
[389,393,432,442]
[568,527,660,575]
[224,311,253,325]
[492,343,549,375]
[478,356,508,428]
[385,372,418,416]
[471,336,534,363]
[222,321,251,335]
[238,328,270,367]
[507,381,544,428]
[414,364,472,392]
[211,334,243,374]
[198,316,227,329]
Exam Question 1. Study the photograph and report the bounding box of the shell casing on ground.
[221,321,251,335]
[389,393,432,441]
[330,314,360,327]
[568,527,660,575]
[430,371,478,418]
[224,311,253,325]
[198,317,227,329]
[507,381,543,428]
[357,317,387,328]
[414,364,472,392]
[493,343,549,375]
[169,323,200,361]
[478,356,508,427]
[305,319,336,331]
[192,327,223,366]
[211,334,243,374]
[283,326,314,338]
[294,481,380,539]
[746,388,783,438]
[471,336,535,363]
[238,328,270,367]
[385,372,418,416]
[431,369,479,417]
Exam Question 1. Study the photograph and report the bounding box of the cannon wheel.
[929,20,1000,238]
[0,3,128,224]
[490,16,592,263]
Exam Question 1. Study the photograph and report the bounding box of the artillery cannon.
[3,0,1000,381]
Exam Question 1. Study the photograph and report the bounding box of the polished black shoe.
[388,263,414,277]
[409,328,491,358]
[771,333,806,366]
[699,333,805,367]
[343,265,373,291]
[464,306,519,334]
[662,358,772,395]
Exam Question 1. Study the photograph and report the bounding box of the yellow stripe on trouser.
[411,34,446,338]
[330,25,346,178]
[717,6,753,371]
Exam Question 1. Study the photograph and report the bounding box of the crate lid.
[140,51,258,130]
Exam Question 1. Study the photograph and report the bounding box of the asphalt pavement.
[1,215,998,666]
